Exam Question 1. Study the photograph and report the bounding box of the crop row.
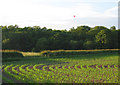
[2,64,119,83]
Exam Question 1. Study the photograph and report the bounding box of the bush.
[2,51,24,60]
[39,49,119,57]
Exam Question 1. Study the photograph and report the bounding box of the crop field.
[1,50,120,84]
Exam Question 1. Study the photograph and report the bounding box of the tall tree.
[95,29,111,49]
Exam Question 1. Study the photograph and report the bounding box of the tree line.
[1,25,120,52]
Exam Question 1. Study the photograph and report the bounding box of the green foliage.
[1,25,119,51]
[34,38,48,51]
[39,49,119,57]
[95,29,111,49]
[2,51,24,62]
[110,26,116,30]
[2,39,10,49]
[83,40,95,49]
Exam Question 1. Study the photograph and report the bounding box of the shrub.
[39,49,119,57]
[2,51,24,60]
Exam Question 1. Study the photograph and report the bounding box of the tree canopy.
[1,25,119,52]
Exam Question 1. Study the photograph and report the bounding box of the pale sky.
[0,0,119,30]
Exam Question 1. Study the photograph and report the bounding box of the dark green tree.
[34,38,48,52]
[95,29,111,49]
[110,26,116,30]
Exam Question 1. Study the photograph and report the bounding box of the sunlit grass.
[21,52,40,57]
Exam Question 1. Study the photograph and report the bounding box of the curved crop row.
[2,63,119,83]
[3,64,34,83]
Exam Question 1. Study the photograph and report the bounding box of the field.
[1,49,120,84]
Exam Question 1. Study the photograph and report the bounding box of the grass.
[21,52,41,57]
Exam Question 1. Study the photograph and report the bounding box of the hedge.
[40,49,119,56]
[2,51,24,59]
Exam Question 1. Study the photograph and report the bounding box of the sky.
[0,0,119,30]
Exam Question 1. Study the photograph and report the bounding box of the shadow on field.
[2,58,22,62]
[2,55,69,65]
[2,51,118,65]
[22,56,69,65]
[48,51,118,60]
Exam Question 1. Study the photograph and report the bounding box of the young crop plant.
[26,65,34,72]
[4,65,23,82]
[19,65,37,83]
[49,65,54,71]
[16,65,35,83]
[2,49,118,83]
[2,76,15,83]
[33,64,38,71]
[68,65,71,69]
[74,64,79,70]
[19,65,28,74]
[42,65,47,71]
[12,65,20,74]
